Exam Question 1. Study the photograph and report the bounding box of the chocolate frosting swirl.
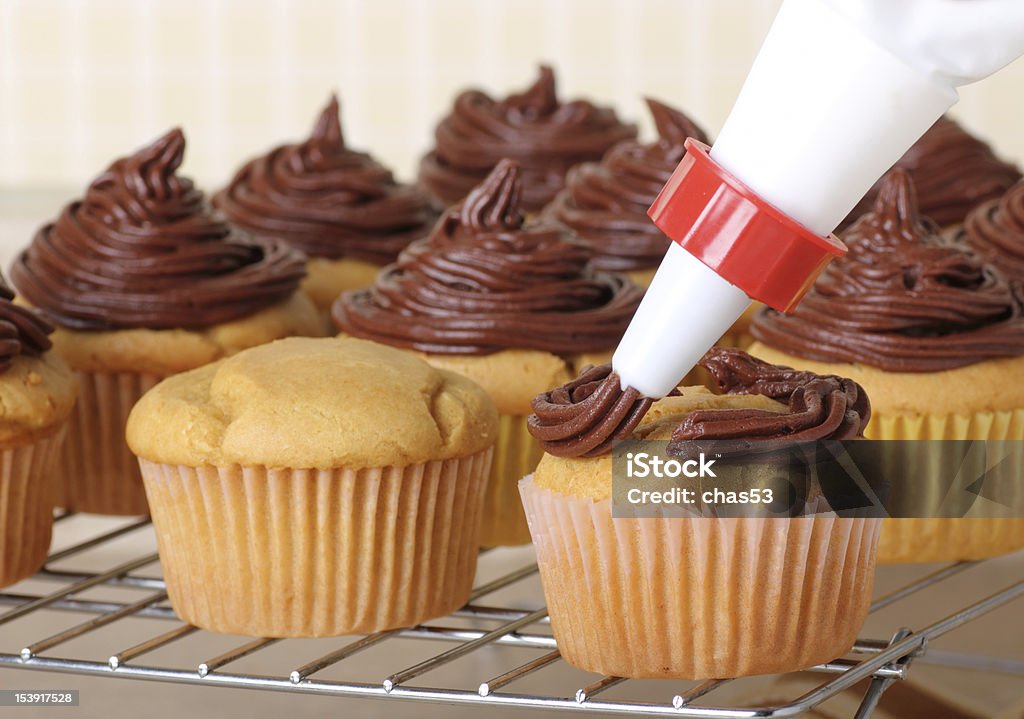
[333,159,643,355]
[671,348,870,444]
[753,169,1024,372]
[955,180,1024,280]
[543,98,709,271]
[214,96,439,263]
[11,129,306,331]
[418,66,637,211]
[528,363,654,457]
[527,348,870,458]
[0,273,53,373]
[841,116,1021,230]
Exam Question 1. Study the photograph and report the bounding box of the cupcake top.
[528,347,870,459]
[418,66,637,211]
[333,159,644,356]
[126,336,498,469]
[753,170,1024,373]
[0,273,77,445]
[841,116,1021,230]
[214,96,439,264]
[543,98,709,271]
[11,129,307,332]
[956,179,1024,280]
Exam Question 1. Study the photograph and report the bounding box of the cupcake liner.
[480,414,544,547]
[57,371,162,516]
[139,448,492,638]
[869,407,1024,563]
[0,428,67,588]
[520,476,880,679]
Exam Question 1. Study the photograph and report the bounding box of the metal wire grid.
[0,513,1021,718]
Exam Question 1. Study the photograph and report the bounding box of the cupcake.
[0,274,77,588]
[127,337,497,637]
[955,178,1024,281]
[215,96,440,318]
[543,97,709,287]
[334,160,644,546]
[839,115,1021,231]
[521,348,879,679]
[418,65,637,211]
[11,129,323,516]
[749,170,1024,562]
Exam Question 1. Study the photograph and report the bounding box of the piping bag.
[611,0,1024,400]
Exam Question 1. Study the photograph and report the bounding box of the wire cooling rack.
[1,513,1022,718]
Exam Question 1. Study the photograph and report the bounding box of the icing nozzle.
[611,140,845,400]
[649,140,846,313]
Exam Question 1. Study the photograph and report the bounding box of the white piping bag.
[612,0,1024,399]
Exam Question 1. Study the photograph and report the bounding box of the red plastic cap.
[648,139,846,312]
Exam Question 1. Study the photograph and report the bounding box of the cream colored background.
[2,0,1023,194]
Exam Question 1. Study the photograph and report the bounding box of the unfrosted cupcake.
[840,115,1021,231]
[419,66,636,211]
[522,348,878,679]
[543,97,708,287]
[127,337,497,637]
[215,96,439,317]
[0,274,77,587]
[11,129,323,516]
[334,160,643,546]
[750,170,1024,562]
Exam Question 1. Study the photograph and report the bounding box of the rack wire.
[1,513,1021,718]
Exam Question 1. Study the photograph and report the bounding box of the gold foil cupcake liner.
[139,448,492,638]
[520,476,880,679]
[0,428,67,588]
[57,371,162,516]
[869,407,1024,563]
[480,414,544,547]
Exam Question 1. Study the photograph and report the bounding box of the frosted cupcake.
[215,96,439,317]
[522,348,878,679]
[127,337,497,637]
[419,66,636,211]
[840,116,1020,231]
[334,160,643,546]
[0,274,77,587]
[543,97,708,287]
[11,129,323,516]
[750,170,1024,562]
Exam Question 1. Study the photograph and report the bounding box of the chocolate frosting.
[841,116,1021,230]
[528,363,654,457]
[418,66,637,211]
[955,180,1024,280]
[753,170,1024,372]
[11,129,306,331]
[333,159,643,355]
[527,348,870,458]
[214,96,439,263]
[0,273,53,373]
[543,98,709,271]
[671,347,870,443]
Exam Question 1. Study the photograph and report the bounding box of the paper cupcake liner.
[870,407,1024,563]
[520,476,880,679]
[139,449,492,638]
[0,428,67,588]
[480,414,545,547]
[57,371,162,516]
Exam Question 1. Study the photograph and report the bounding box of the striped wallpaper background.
[1,0,1023,192]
